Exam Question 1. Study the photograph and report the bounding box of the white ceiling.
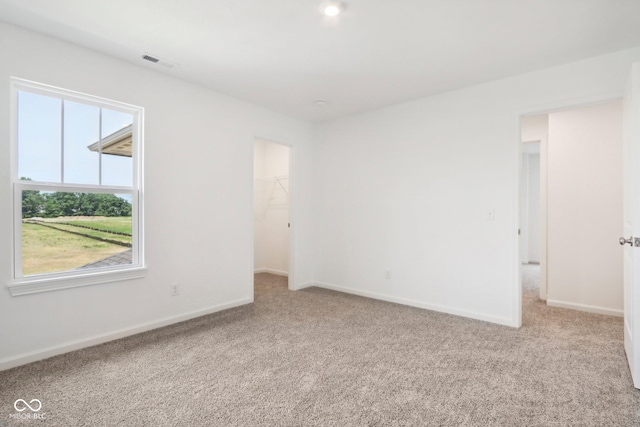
[2,0,640,123]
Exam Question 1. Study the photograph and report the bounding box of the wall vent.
[141,53,178,69]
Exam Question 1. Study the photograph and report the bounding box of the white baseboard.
[254,268,288,277]
[546,299,623,317]
[0,297,252,371]
[292,281,314,291]
[312,282,515,327]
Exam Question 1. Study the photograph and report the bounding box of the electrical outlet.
[171,284,180,296]
[385,270,392,279]
[486,208,495,221]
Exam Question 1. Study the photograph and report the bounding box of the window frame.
[8,78,146,296]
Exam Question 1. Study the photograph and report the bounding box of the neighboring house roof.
[78,249,132,269]
[87,124,132,157]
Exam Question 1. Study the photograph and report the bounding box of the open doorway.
[519,100,624,320]
[519,129,542,305]
[520,114,546,304]
[253,139,291,296]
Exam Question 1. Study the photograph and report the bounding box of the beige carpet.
[1,270,639,426]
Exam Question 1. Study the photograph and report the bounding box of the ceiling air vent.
[142,54,159,63]
[141,53,178,69]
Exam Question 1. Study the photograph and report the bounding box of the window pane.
[101,109,133,187]
[64,100,100,185]
[21,190,133,276]
[18,92,61,182]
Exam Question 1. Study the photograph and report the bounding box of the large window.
[9,79,145,296]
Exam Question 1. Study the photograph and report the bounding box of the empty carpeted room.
[3,1,640,426]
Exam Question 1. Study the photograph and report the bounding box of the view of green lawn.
[36,222,132,245]
[22,216,132,276]
[57,217,132,235]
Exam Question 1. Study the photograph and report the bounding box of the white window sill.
[7,266,147,296]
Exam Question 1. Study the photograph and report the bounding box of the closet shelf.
[255,175,289,196]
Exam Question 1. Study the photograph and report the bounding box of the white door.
[622,62,640,389]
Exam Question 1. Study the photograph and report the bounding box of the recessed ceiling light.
[320,1,345,17]
[315,100,327,107]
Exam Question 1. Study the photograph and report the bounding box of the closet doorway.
[253,139,291,286]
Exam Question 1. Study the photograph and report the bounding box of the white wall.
[546,101,623,316]
[522,115,550,142]
[254,139,290,275]
[527,153,541,262]
[519,143,542,264]
[313,46,640,327]
[0,22,315,369]
[254,141,267,271]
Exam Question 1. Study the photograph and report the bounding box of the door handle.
[620,236,634,246]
